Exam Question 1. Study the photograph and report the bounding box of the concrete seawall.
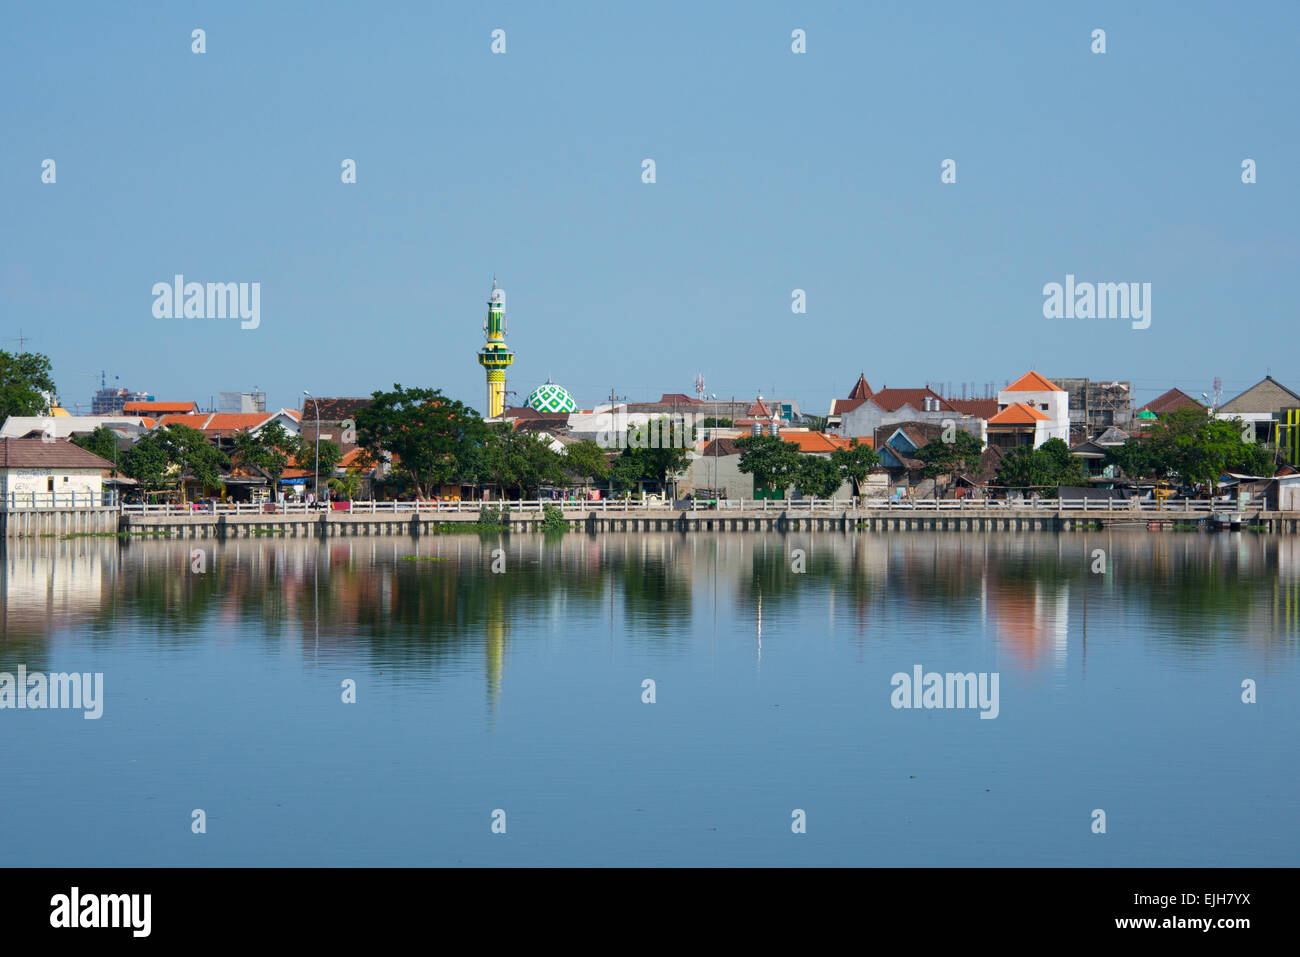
[0,508,120,539]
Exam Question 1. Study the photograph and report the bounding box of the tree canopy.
[70,427,122,471]
[915,430,984,496]
[1105,406,1275,491]
[735,435,803,496]
[354,385,489,497]
[830,439,881,496]
[611,418,692,493]
[0,350,57,422]
[995,438,1086,492]
[795,455,843,498]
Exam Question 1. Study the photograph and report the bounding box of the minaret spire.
[477,277,514,418]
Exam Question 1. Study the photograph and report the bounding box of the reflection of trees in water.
[1,532,1296,673]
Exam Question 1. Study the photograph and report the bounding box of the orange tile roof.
[989,402,1048,425]
[203,413,273,433]
[155,413,214,429]
[123,400,198,414]
[780,431,850,453]
[1003,371,1061,393]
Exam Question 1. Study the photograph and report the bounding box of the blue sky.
[3,1,1297,416]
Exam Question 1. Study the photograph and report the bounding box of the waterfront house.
[835,381,985,445]
[994,372,1070,447]
[873,422,945,496]
[301,397,373,454]
[1138,388,1203,420]
[986,402,1048,451]
[0,438,115,508]
[826,374,874,432]
[1217,375,1300,448]
[683,437,749,500]
[955,445,1006,497]
[779,431,857,499]
[1069,427,1129,480]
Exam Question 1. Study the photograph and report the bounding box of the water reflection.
[3,530,1298,688]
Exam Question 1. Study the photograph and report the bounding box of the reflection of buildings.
[1,541,107,640]
[987,578,1069,669]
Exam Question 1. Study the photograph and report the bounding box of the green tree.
[995,446,1052,491]
[1037,437,1087,487]
[562,439,611,487]
[995,438,1085,492]
[1111,406,1276,492]
[795,455,843,498]
[294,436,342,483]
[0,350,57,422]
[120,433,172,493]
[915,430,984,496]
[735,435,803,497]
[328,472,361,502]
[70,427,122,472]
[354,385,488,497]
[1104,437,1158,480]
[482,425,566,499]
[830,438,881,497]
[233,420,298,486]
[611,418,692,495]
[156,423,230,496]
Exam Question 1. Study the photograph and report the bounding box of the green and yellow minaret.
[477,277,513,419]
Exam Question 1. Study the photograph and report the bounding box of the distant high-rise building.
[91,387,153,415]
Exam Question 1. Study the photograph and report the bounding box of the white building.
[0,438,115,508]
[988,372,1070,449]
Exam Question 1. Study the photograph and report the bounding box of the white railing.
[110,495,1245,517]
[4,491,117,510]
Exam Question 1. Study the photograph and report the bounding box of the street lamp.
[709,393,719,501]
[303,389,319,509]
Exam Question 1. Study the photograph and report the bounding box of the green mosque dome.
[526,380,577,414]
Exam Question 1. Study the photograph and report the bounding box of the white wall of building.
[2,467,106,507]
[997,388,1070,446]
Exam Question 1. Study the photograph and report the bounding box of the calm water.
[1,530,1297,867]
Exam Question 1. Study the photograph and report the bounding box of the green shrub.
[540,503,568,533]
[477,503,510,529]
